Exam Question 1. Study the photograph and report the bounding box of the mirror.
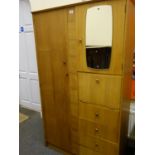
[86,5,113,69]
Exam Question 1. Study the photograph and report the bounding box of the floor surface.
[19,107,135,155]
[19,107,62,155]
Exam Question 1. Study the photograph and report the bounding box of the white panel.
[19,33,27,72]
[19,0,41,112]
[128,112,135,137]
[23,0,33,25]
[19,0,25,25]
[29,73,38,80]
[29,0,91,12]
[128,102,135,137]
[19,72,27,78]
[24,25,34,32]
[25,32,38,73]
[19,78,30,101]
[30,80,41,104]
[86,5,112,47]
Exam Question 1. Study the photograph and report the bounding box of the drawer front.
[79,134,119,155]
[79,119,119,142]
[78,73,122,109]
[71,143,79,155]
[79,145,119,155]
[79,102,120,141]
[79,146,103,155]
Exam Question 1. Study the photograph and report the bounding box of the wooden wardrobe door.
[33,9,71,152]
[76,0,126,75]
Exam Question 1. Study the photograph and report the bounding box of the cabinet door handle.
[78,39,82,44]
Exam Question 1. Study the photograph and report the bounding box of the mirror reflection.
[86,5,113,69]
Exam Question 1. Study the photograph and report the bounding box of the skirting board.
[20,101,41,112]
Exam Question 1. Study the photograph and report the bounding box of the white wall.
[29,0,91,12]
[19,0,41,112]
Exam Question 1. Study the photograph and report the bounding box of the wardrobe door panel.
[33,9,71,152]
[76,0,126,75]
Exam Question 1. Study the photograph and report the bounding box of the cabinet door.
[76,0,126,75]
[78,72,122,109]
[33,9,71,152]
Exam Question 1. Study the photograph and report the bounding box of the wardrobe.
[32,0,135,154]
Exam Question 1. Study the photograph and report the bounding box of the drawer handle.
[65,73,69,77]
[95,143,99,147]
[95,79,100,84]
[63,61,67,65]
[95,128,99,133]
[95,112,99,118]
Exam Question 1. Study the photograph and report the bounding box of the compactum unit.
[32,0,135,154]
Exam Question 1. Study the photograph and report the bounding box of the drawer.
[79,146,103,155]
[79,145,119,155]
[79,134,119,155]
[78,72,122,109]
[71,143,79,155]
[79,119,119,142]
[79,102,120,139]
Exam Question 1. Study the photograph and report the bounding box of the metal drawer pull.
[95,79,100,83]
[95,143,99,147]
[63,61,67,65]
[95,112,99,117]
[95,128,99,133]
